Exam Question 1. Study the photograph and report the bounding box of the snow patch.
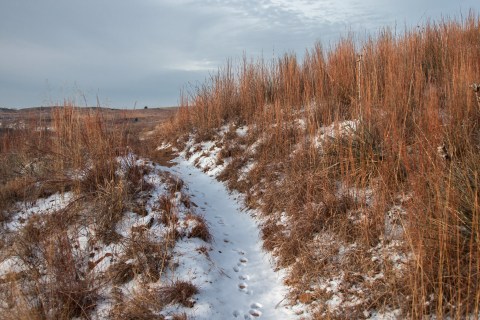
[236,126,249,137]
[314,119,359,148]
[162,158,300,319]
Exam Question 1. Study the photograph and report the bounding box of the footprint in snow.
[250,302,263,309]
[239,274,250,280]
[215,216,225,226]
[238,277,253,295]
[248,303,263,318]
[238,282,248,291]
[234,249,246,255]
[248,309,262,318]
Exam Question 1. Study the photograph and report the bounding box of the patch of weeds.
[109,288,164,320]
[110,281,197,319]
[107,260,135,285]
[7,229,98,319]
[180,192,191,208]
[123,234,171,282]
[0,177,36,220]
[185,213,211,242]
[93,179,128,244]
[124,161,154,195]
[158,172,184,193]
[79,160,117,194]
[131,199,149,217]
[156,280,199,308]
[158,195,178,226]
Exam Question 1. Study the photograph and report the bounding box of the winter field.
[1,14,480,320]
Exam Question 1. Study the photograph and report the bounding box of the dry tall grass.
[0,104,199,319]
[161,13,480,318]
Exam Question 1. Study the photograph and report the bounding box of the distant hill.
[0,107,17,113]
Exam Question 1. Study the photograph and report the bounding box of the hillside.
[158,14,480,319]
[0,13,479,320]
[0,105,299,319]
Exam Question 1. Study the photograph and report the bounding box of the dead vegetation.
[0,105,203,319]
[109,281,196,320]
[185,213,211,242]
[159,13,480,319]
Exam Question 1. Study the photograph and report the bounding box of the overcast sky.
[1,0,478,108]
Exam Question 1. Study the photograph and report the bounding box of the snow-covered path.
[165,158,297,320]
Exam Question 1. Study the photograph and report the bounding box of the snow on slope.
[163,158,300,319]
[162,120,416,319]
[0,150,301,319]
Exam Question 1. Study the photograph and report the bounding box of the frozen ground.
[163,120,414,319]
[0,156,300,319]
[0,151,301,319]
[163,158,299,319]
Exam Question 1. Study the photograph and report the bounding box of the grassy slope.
[160,14,480,319]
[0,105,202,319]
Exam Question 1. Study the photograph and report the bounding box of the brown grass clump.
[109,287,164,320]
[107,260,136,285]
[185,213,211,242]
[92,177,128,244]
[5,224,98,319]
[158,194,177,226]
[159,13,480,318]
[110,281,197,320]
[0,177,36,221]
[84,159,154,244]
[124,234,172,283]
[156,280,199,308]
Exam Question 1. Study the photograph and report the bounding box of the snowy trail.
[165,158,297,320]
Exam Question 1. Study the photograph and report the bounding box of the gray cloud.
[0,0,478,108]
